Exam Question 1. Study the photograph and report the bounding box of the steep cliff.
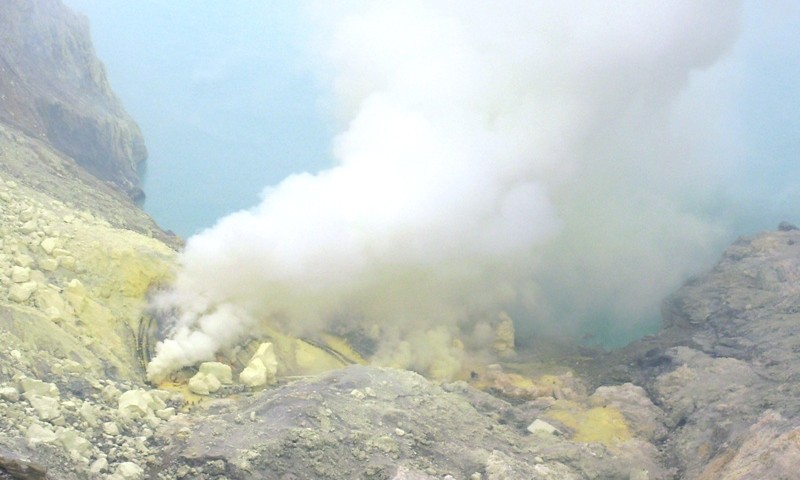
[0,0,146,200]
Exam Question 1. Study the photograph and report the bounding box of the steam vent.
[2,1,800,479]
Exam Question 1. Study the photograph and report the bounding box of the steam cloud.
[147,1,742,381]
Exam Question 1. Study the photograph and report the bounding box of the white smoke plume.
[147,1,742,381]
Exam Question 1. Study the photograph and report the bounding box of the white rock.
[8,281,37,302]
[188,372,222,395]
[40,238,57,255]
[90,457,108,474]
[15,254,34,267]
[19,220,37,234]
[43,307,62,321]
[56,427,92,460]
[145,414,162,428]
[65,277,86,296]
[62,359,83,374]
[350,389,366,400]
[239,342,279,387]
[118,389,164,418]
[10,266,30,283]
[390,466,437,479]
[199,362,233,384]
[527,419,560,435]
[38,257,59,272]
[79,402,99,427]
[115,461,144,479]
[149,389,171,403]
[34,287,66,314]
[0,386,20,402]
[252,342,278,377]
[19,378,59,398]
[26,424,57,445]
[28,395,61,420]
[103,421,120,436]
[57,255,75,270]
[239,359,268,388]
[102,384,122,403]
[155,407,175,420]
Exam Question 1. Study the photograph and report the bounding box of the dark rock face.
[0,446,47,480]
[0,0,146,199]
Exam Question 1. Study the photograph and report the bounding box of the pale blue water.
[63,1,334,237]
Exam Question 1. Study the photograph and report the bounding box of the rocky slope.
[128,227,800,479]
[2,1,800,479]
[4,221,800,479]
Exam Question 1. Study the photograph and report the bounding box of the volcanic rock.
[0,0,147,199]
[609,227,800,478]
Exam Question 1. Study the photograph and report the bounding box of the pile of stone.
[186,342,279,395]
[0,345,185,479]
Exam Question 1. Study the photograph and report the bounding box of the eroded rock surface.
[608,228,800,479]
[151,366,667,480]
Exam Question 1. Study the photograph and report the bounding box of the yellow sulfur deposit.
[470,366,571,400]
[320,333,368,365]
[546,401,632,445]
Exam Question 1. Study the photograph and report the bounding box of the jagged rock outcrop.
[607,227,800,479]
[0,0,147,200]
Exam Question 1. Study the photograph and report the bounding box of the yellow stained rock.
[545,401,631,445]
[471,367,568,400]
[292,338,347,374]
[320,334,367,365]
[249,326,351,377]
[492,312,516,357]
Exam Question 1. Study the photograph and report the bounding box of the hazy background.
[63,1,336,236]
[63,1,799,239]
[61,2,800,378]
